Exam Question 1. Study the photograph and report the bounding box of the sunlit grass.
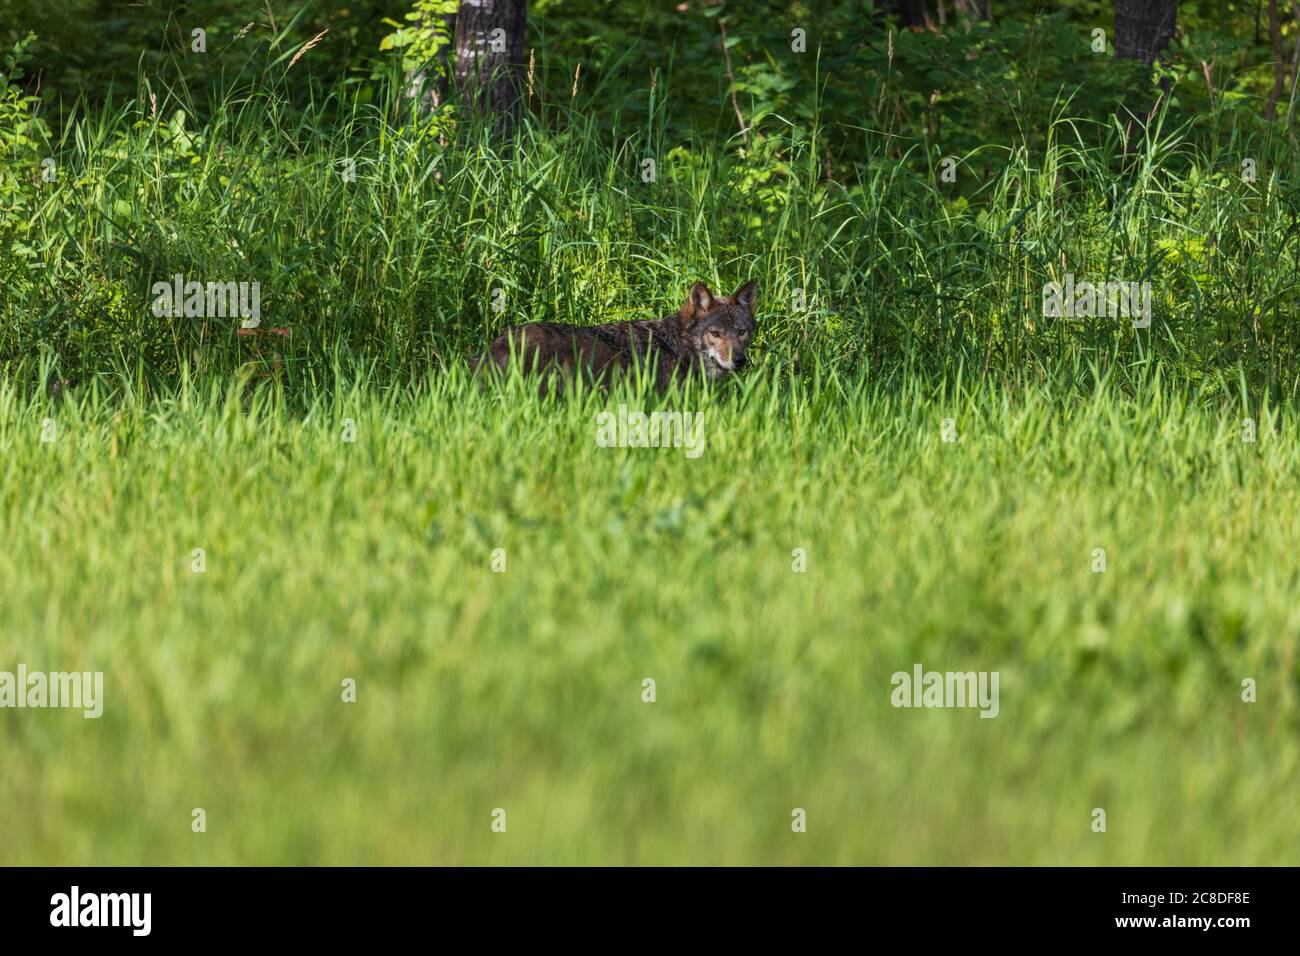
[4,49,1300,398]
[0,368,1295,864]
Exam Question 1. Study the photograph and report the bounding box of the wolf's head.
[679,280,757,379]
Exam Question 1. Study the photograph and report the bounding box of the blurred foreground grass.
[0,368,1295,864]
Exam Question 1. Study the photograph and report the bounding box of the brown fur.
[475,281,757,389]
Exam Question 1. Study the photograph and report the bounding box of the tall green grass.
[0,369,1295,864]
[4,36,1300,399]
[4,20,1300,866]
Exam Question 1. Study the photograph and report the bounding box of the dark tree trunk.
[454,0,527,133]
[1115,0,1177,139]
[1263,0,1292,119]
[1115,0,1177,65]
[893,0,932,29]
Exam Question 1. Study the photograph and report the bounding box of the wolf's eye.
[738,329,748,338]
[708,329,721,338]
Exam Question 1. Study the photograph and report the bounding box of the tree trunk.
[454,0,527,133]
[1115,0,1177,65]
[1264,0,1289,119]
[1115,0,1177,137]
[894,0,933,30]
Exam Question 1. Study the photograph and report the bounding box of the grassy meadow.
[4,3,1300,865]
[0,368,1296,865]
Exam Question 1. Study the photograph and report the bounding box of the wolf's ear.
[733,281,757,314]
[683,281,715,321]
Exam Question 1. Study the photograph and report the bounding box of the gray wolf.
[476,280,757,388]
